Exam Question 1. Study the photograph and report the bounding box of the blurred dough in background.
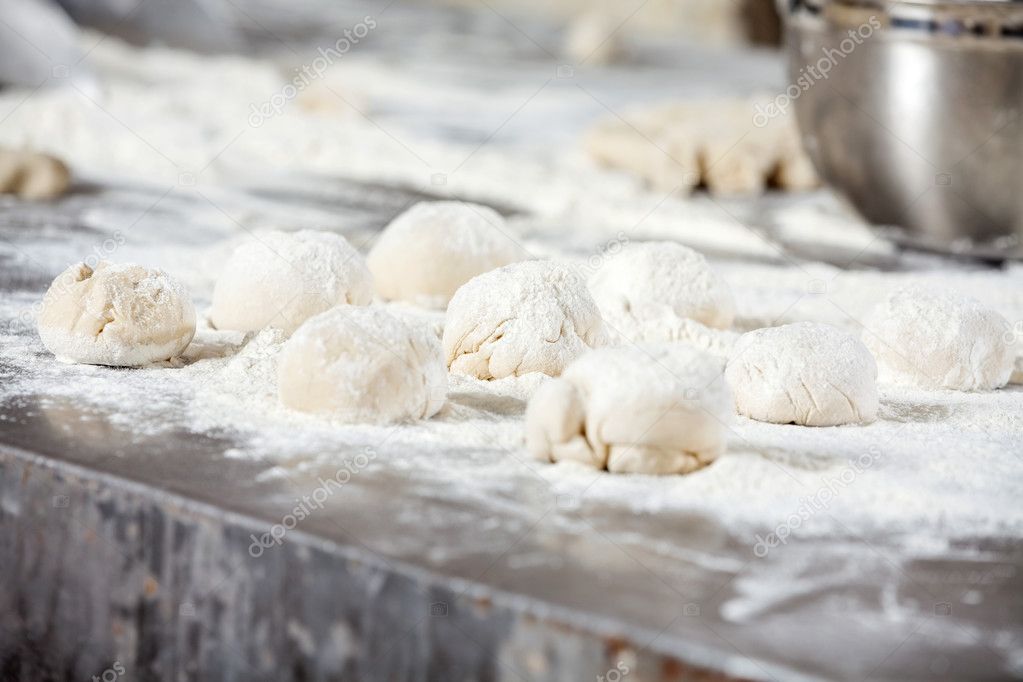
[449,0,781,49]
[563,9,626,65]
[584,98,818,196]
[0,147,71,201]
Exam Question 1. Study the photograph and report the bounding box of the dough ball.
[278,305,446,423]
[210,230,373,335]
[367,201,525,308]
[526,345,731,475]
[588,241,735,343]
[444,260,607,379]
[0,147,71,200]
[38,261,195,366]
[861,286,1014,391]
[725,322,878,426]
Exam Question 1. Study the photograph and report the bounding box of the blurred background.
[3,0,831,293]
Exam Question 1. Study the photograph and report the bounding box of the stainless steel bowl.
[781,0,1023,257]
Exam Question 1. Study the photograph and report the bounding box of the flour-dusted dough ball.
[38,261,195,366]
[0,147,71,200]
[527,345,731,475]
[588,242,735,344]
[444,260,607,379]
[861,286,1014,391]
[210,230,373,335]
[726,322,878,426]
[278,305,446,423]
[366,201,525,308]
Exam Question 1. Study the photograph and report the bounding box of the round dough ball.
[526,345,732,475]
[38,261,195,366]
[278,305,447,423]
[726,322,878,426]
[210,230,373,336]
[0,147,71,200]
[18,152,72,200]
[861,286,1014,391]
[444,260,607,380]
[588,241,735,343]
[367,201,525,308]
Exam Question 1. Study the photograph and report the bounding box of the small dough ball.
[19,153,72,200]
[726,322,878,426]
[210,230,373,335]
[588,241,735,343]
[278,305,446,423]
[861,286,1014,391]
[38,261,196,366]
[367,201,525,308]
[444,260,607,380]
[527,345,732,475]
[0,147,71,200]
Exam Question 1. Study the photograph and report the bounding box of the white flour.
[2,288,1022,553]
[1,37,1022,559]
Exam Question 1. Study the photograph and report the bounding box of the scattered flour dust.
[0,36,1022,562]
[3,289,1022,553]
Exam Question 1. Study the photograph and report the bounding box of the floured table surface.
[2,3,1023,680]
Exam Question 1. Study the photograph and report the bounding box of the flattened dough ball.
[444,260,607,379]
[367,201,525,308]
[861,286,1014,391]
[278,305,447,423]
[588,241,735,341]
[726,322,878,426]
[38,261,195,366]
[526,345,732,475]
[210,230,373,336]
